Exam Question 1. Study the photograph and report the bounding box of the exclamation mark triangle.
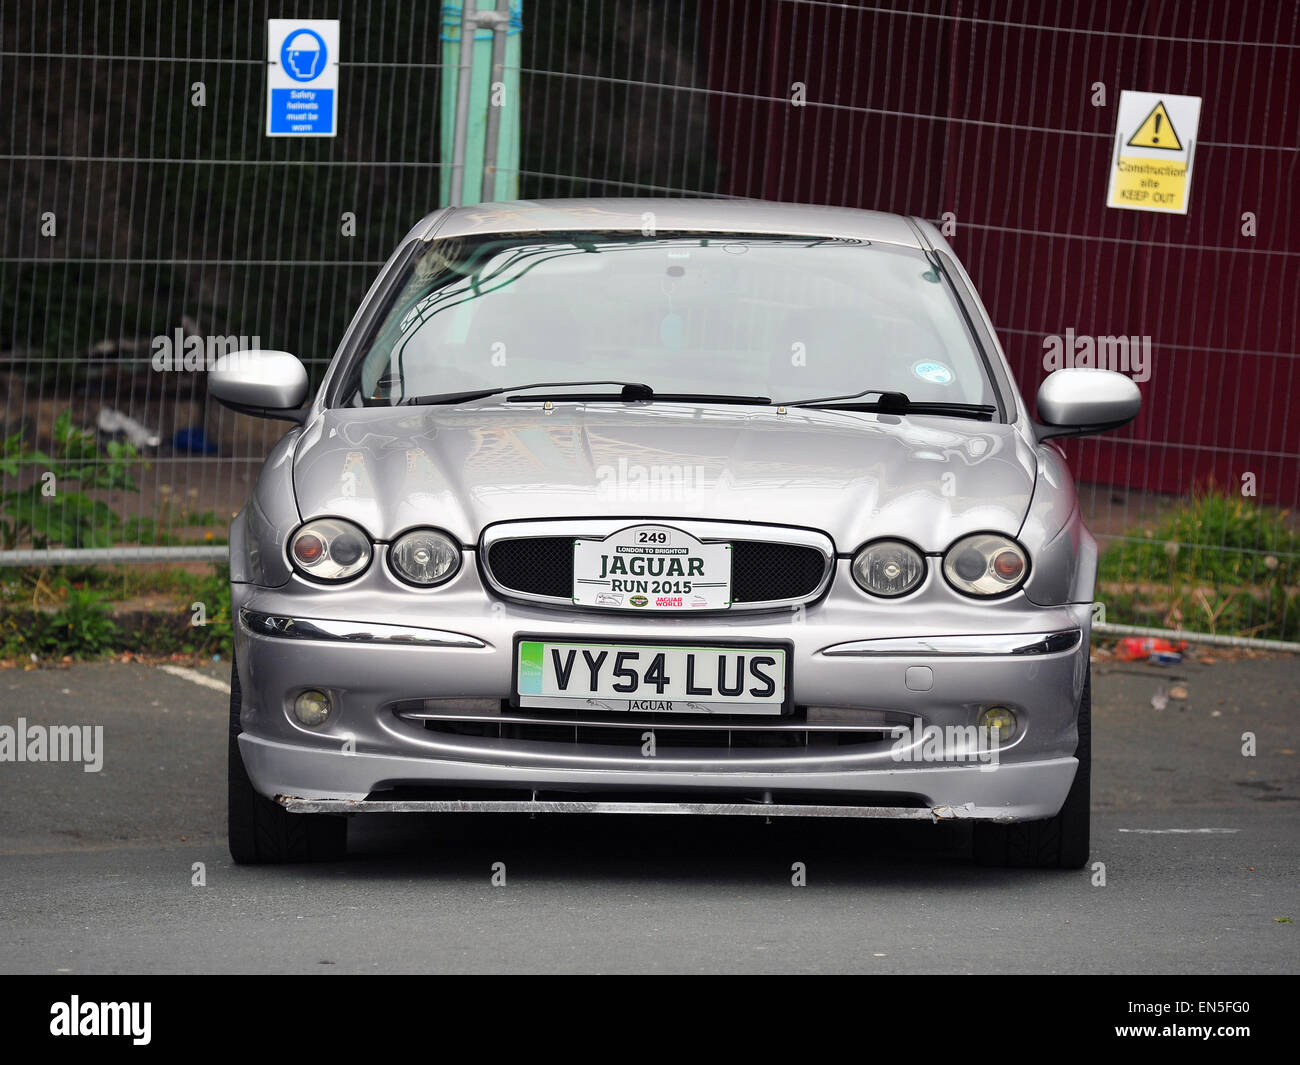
[1127,101,1183,151]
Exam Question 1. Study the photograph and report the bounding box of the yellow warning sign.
[1126,101,1183,151]
[1106,90,1202,215]
[1109,157,1189,211]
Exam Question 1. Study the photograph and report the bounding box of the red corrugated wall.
[700,0,1299,504]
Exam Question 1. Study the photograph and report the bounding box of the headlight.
[389,527,461,586]
[943,533,1028,597]
[289,518,373,582]
[851,539,926,597]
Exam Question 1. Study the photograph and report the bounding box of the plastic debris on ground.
[97,407,161,447]
[171,425,219,455]
[1114,636,1189,664]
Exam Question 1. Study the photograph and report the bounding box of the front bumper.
[232,561,1092,822]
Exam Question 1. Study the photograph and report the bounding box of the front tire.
[227,651,347,864]
[973,664,1091,869]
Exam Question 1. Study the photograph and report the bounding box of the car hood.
[291,404,1037,552]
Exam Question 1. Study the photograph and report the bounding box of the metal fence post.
[447,2,480,207]
[480,0,512,203]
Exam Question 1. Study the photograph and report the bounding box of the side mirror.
[210,350,309,423]
[1035,368,1141,441]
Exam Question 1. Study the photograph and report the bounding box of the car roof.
[418,197,927,249]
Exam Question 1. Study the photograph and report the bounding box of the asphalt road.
[0,654,1295,974]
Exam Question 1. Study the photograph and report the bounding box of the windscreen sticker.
[912,361,954,385]
[659,312,685,351]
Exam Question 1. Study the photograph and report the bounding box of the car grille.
[392,700,903,756]
[485,536,828,604]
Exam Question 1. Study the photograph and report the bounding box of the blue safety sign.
[266,20,339,137]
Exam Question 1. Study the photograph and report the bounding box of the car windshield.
[339,231,997,409]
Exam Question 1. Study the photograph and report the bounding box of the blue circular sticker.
[912,361,954,385]
[281,28,327,82]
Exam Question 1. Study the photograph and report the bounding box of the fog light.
[978,705,1017,743]
[293,689,332,728]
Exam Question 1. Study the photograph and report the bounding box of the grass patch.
[1098,488,1300,641]
[0,563,233,661]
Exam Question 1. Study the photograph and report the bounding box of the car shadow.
[252,812,1074,886]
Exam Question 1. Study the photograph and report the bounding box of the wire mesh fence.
[1,0,1297,645]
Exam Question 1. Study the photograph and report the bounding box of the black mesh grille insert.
[730,540,827,603]
[486,535,826,603]
[486,536,574,598]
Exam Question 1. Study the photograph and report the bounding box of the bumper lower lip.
[239,732,1078,821]
[239,608,486,648]
[820,630,1081,657]
[280,796,972,821]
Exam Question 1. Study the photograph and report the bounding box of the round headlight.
[289,518,373,582]
[389,528,461,586]
[942,534,1028,597]
[851,539,926,597]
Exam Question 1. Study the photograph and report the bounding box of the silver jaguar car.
[214,198,1140,867]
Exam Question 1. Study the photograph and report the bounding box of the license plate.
[515,639,789,715]
[573,524,731,610]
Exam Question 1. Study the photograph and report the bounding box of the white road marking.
[157,664,231,694]
[1118,828,1240,834]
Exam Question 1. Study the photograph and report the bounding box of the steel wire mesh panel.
[1,0,1297,642]
[1,0,445,556]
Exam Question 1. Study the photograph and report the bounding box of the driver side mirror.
[209,350,309,423]
[1034,368,1141,441]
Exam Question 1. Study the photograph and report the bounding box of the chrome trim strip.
[479,517,835,614]
[240,608,487,648]
[819,629,1082,657]
[281,797,940,820]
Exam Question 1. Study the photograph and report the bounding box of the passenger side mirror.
[1034,368,1141,441]
[209,350,309,423]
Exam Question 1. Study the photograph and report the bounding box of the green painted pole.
[440,0,522,206]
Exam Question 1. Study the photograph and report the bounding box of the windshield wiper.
[506,386,771,405]
[400,380,655,406]
[783,389,996,421]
